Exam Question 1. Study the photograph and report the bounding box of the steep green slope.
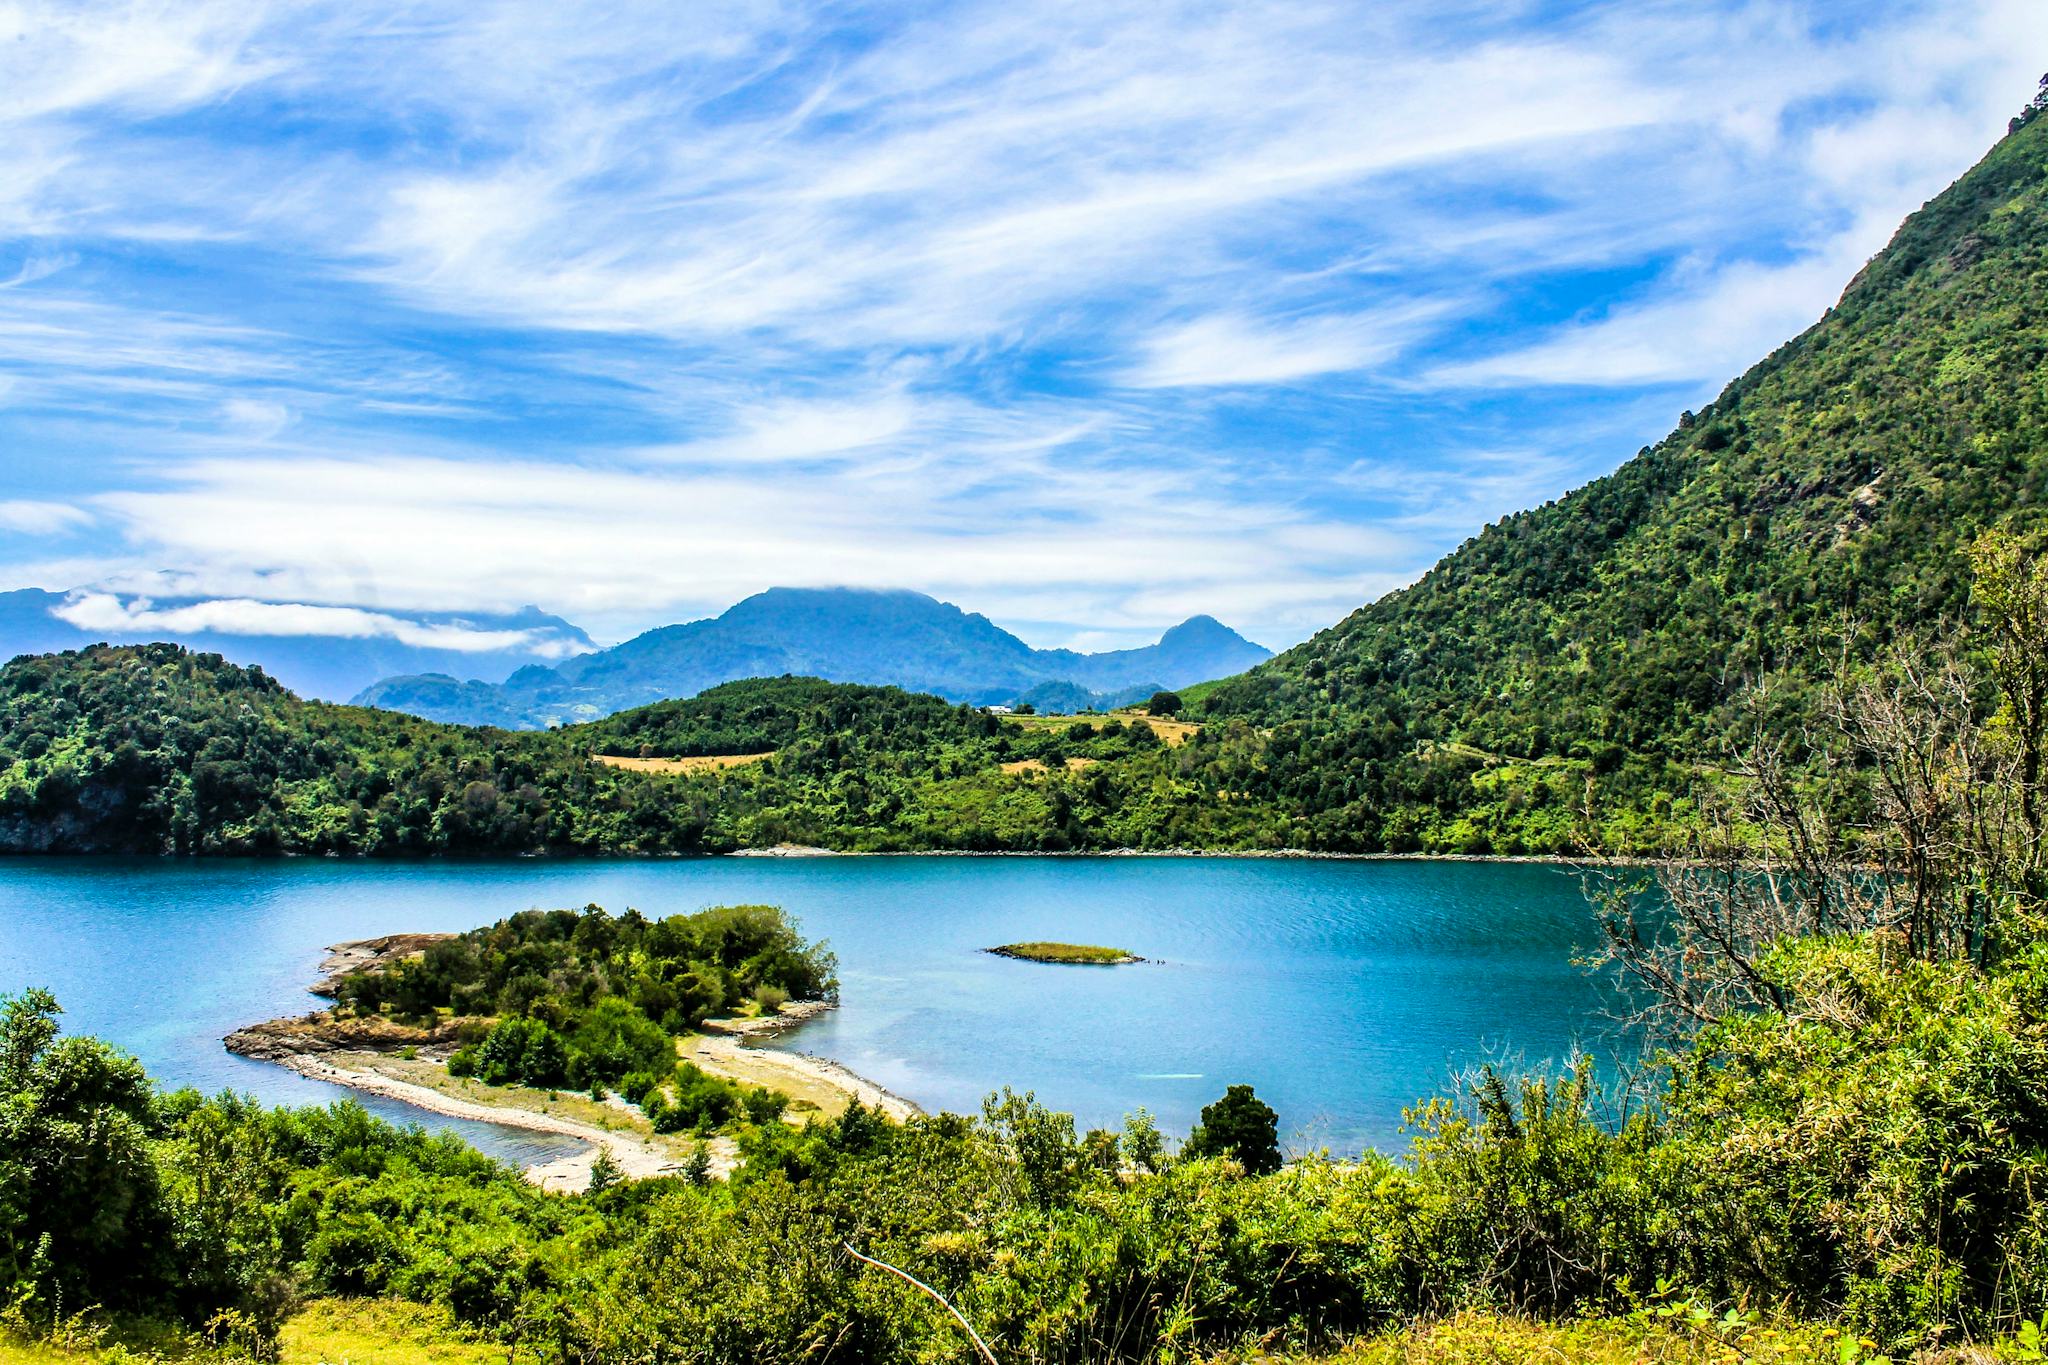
[1200,110,2048,852]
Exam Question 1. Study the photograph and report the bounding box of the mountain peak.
[1159,615,1261,651]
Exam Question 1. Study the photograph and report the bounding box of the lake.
[0,856,1634,1155]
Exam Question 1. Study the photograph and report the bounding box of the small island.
[986,941,1144,965]
[226,903,919,1190]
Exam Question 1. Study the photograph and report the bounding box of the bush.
[567,998,673,1086]
[619,1070,663,1106]
[472,1017,569,1088]
[742,1088,788,1127]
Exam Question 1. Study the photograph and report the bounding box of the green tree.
[0,989,164,1315]
[1145,690,1183,717]
[1972,528,2048,899]
[1183,1083,1281,1174]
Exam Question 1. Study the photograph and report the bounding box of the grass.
[1221,1312,1910,1364]
[1003,708,1201,746]
[678,1032,845,1119]
[590,751,773,775]
[0,1306,1993,1365]
[988,941,1139,964]
[279,1300,505,1364]
[999,756,1100,776]
[0,1301,506,1364]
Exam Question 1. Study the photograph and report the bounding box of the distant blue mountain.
[0,587,595,703]
[353,587,1270,727]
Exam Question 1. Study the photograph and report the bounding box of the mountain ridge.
[353,586,1270,726]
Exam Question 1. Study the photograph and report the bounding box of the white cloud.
[0,499,92,534]
[1427,249,1861,390]
[1118,310,1433,389]
[650,391,920,464]
[79,448,1412,648]
[0,1,273,121]
[51,590,591,656]
[220,397,294,439]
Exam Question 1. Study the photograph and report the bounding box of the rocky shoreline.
[306,932,454,996]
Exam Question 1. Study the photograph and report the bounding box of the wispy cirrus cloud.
[1119,309,1442,390]
[0,501,93,535]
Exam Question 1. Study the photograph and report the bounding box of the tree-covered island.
[229,903,843,1147]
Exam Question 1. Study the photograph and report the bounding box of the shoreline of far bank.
[3,846,1672,867]
[728,844,1667,866]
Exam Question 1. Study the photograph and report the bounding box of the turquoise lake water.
[0,856,1632,1156]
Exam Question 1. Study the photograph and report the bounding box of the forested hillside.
[1198,108,2048,851]
[0,646,1279,853]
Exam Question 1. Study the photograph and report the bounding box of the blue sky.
[1,0,2044,654]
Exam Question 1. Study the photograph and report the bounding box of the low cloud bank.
[52,592,592,658]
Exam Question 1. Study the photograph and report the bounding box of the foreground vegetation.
[7,905,2048,1363]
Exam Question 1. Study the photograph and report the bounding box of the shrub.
[472,1018,569,1088]
[619,1070,663,1106]
[742,1088,788,1127]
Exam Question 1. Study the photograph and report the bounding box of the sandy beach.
[690,1003,922,1121]
[251,1044,733,1192]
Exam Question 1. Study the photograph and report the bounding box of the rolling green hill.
[0,646,1275,854]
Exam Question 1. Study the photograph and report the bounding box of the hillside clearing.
[593,751,773,775]
[1006,708,1200,746]
[1000,756,1100,776]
